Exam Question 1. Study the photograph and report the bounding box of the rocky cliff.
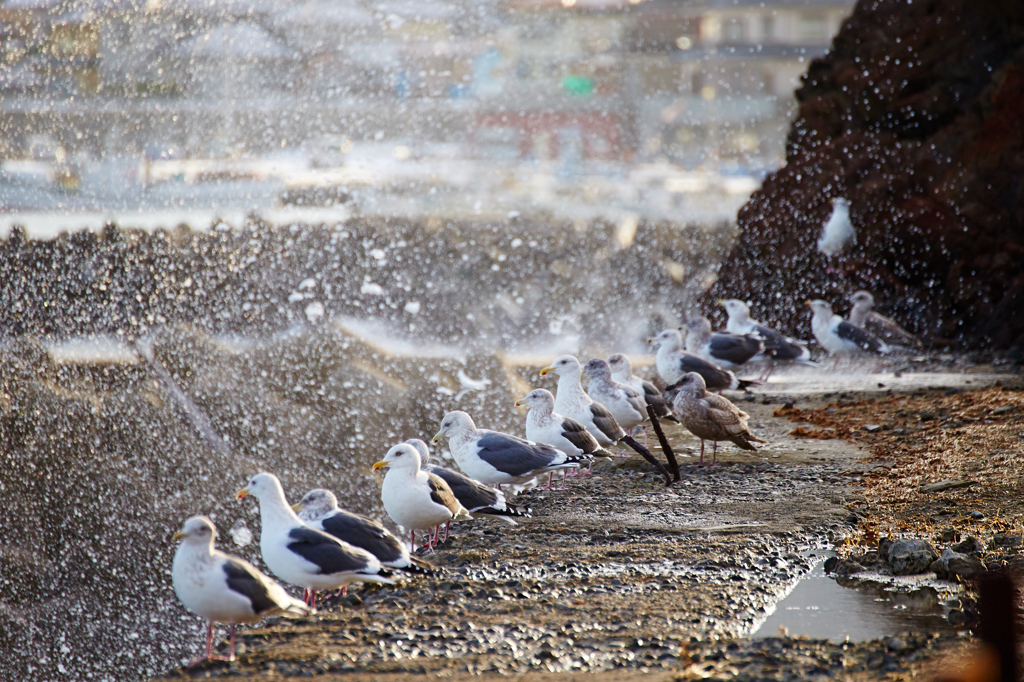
[705,0,1024,352]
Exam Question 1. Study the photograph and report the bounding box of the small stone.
[947,609,966,626]
[937,528,959,543]
[886,637,907,651]
[863,424,881,432]
[968,511,985,520]
[990,533,1022,548]
[888,539,938,576]
[991,406,1014,415]
[950,536,984,554]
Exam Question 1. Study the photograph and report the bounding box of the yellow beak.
[539,366,554,375]
[514,400,523,407]
[431,432,443,444]
[804,300,812,306]
[372,460,387,471]
[172,530,186,542]
[236,488,249,499]
[291,503,303,512]
[716,299,725,306]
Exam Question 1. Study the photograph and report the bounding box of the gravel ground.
[150,367,1024,681]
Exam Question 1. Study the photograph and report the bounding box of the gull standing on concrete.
[373,442,471,552]
[670,372,766,465]
[684,315,764,370]
[848,290,922,349]
[807,299,888,367]
[718,299,814,380]
[172,515,311,665]
[649,329,757,392]
[817,197,855,259]
[236,473,393,610]
[541,355,673,485]
[432,411,587,490]
[292,489,435,576]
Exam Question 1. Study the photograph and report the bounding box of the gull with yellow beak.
[373,442,470,552]
[171,515,310,665]
[237,472,393,610]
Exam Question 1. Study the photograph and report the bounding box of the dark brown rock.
[704,0,1024,351]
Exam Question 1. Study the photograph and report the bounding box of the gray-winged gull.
[684,315,764,369]
[541,355,672,486]
[516,388,611,483]
[607,353,676,423]
[237,473,393,609]
[292,489,435,576]
[172,515,310,665]
[649,329,757,392]
[807,299,888,366]
[432,411,587,489]
[407,438,530,533]
[669,372,766,465]
[718,299,814,379]
[848,290,922,349]
[373,442,471,552]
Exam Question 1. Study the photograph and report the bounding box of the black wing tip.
[736,379,760,391]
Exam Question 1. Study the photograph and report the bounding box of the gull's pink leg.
[546,471,554,489]
[712,440,718,465]
[699,440,705,466]
[443,521,450,543]
[227,624,236,661]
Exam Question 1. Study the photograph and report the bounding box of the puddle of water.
[752,552,954,642]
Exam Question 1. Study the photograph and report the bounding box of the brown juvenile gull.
[649,329,758,392]
[847,290,922,349]
[807,299,888,368]
[684,315,764,370]
[607,353,676,423]
[373,442,471,552]
[172,515,310,665]
[670,372,766,465]
[718,299,814,380]
[541,355,672,486]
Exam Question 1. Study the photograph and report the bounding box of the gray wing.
[641,380,672,418]
[865,312,921,348]
[708,333,762,365]
[560,418,600,453]
[222,558,279,614]
[426,464,500,512]
[589,402,624,442]
[676,353,736,391]
[475,432,563,476]
[835,320,886,353]
[755,324,809,361]
[286,527,374,576]
[319,510,405,565]
[619,384,647,416]
[426,473,464,515]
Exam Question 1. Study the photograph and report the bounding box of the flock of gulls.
[171,288,922,665]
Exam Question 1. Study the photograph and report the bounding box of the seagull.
[540,355,672,486]
[718,299,814,380]
[236,472,393,609]
[432,411,587,490]
[848,290,922,349]
[516,388,613,482]
[817,197,855,258]
[670,372,766,465]
[373,442,471,552]
[606,353,676,423]
[172,515,310,665]
[292,489,435,577]
[807,299,888,367]
[649,329,758,392]
[684,315,764,369]
[407,438,530,533]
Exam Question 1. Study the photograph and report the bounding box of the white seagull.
[236,472,393,609]
[684,315,764,369]
[607,353,675,423]
[718,299,814,379]
[582,358,647,431]
[540,355,672,486]
[373,442,471,552]
[817,197,855,258]
[806,299,888,367]
[516,388,612,484]
[432,411,586,489]
[292,489,435,577]
[649,329,757,392]
[172,515,310,665]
